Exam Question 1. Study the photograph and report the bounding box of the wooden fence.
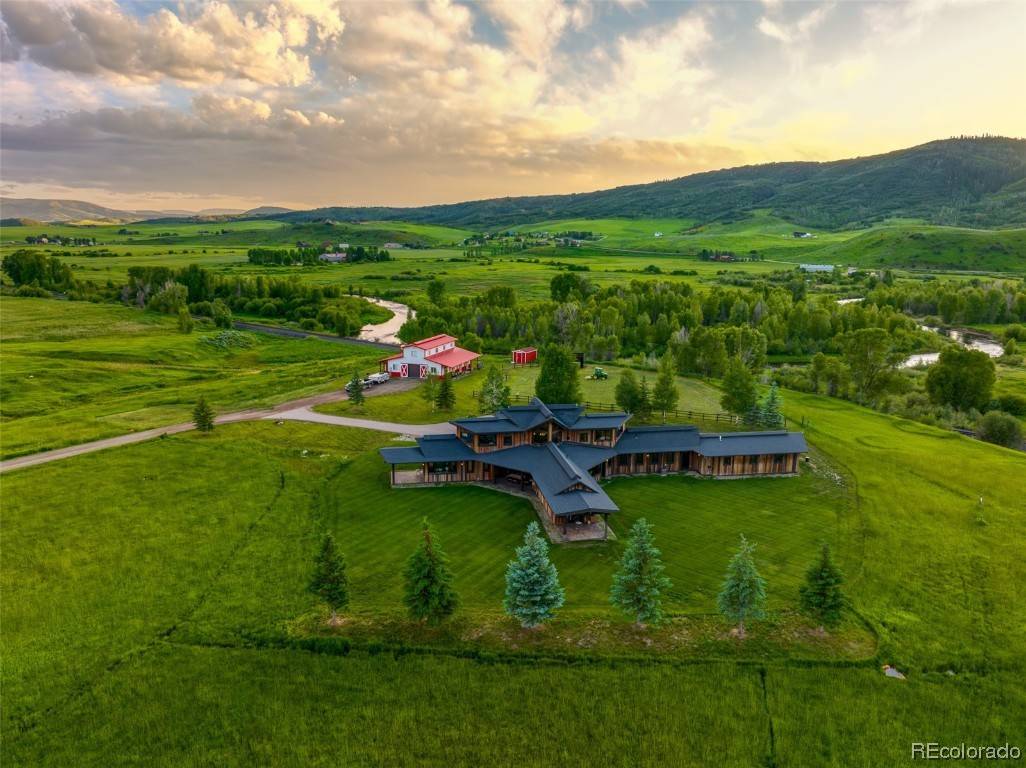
[474,391,742,425]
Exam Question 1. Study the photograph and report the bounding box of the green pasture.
[2,383,1024,764]
[0,297,380,458]
[805,225,1026,273]
[318,357,728,424]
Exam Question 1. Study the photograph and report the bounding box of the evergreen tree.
[309,533,349,622]
[479,364,511,413]
[420,373,438,410]
[758,383,784,429]
[614,368,641,413]
[720,356,758,416]
[651,353,679,422]
[717,535,766,637]
[177,306,194,334]
[504,522,565,628]
[535,345,581,404]
[636,377,653,420]
[403,518,459,625]
[193,396,215,432]
[610,518,672,626]
[434,373,456,410]
[347,368,365,405]
[798,543,846,629]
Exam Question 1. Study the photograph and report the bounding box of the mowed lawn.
[0,297,380,457]
[2,393,1024,764]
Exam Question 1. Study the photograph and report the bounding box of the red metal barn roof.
[408,334,457,349]
[426,347,481,368]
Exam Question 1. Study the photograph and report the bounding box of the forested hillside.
[273,137,1026,230]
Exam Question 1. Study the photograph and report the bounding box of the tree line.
[247,245,392,266]
[308,520,847,635]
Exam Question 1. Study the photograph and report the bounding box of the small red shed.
[512,347,538,365]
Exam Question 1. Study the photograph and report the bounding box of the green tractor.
[591,367,609,381]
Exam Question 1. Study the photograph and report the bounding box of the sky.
[1,0,1024,212]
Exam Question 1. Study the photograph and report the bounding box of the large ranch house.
[380,334,481,379]
[380,398,808,539]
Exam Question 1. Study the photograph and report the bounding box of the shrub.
[976,411,1023,448]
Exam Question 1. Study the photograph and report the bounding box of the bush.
[976,411,1023,448]
[15,284,50,298]
[989,393,1026,417]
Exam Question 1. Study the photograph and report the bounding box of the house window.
[479,433,497,447]
[579,431,590,443]
[503,434,514,447]
[723,456,733,468]
[618,454,631,468]
[750,456,760,469]
[532,428,548,445]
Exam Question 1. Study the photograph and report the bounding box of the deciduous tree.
[535,345,581,404]
[720,356,757,416]
[479,364,511,413]
[651,353,680,422]
[925,347,996,411]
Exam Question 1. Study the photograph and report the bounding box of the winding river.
[357,297,415,346]
[902,327,1004,368]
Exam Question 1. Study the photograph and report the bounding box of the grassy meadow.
[0,297,381,457]
[3,380,1024,764]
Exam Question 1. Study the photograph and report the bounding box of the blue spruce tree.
[504,522,565,628]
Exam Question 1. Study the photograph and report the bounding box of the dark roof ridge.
[699,429,793,438]
[627,424,699,432]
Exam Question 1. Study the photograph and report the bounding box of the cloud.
[757,4,831,44]
[0,0,345,86]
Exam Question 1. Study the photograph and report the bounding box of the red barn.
[512,347,537,365]
[380,334,480,378]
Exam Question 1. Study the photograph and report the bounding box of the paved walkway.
[0,379,447,474]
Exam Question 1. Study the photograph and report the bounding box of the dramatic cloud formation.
[1,0,1023,209]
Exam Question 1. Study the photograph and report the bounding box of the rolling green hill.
[797,225,1026,271]
[272,137,1026,230]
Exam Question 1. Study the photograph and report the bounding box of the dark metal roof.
[379,434,479,465]
[381,421,809,518]
[451,397,629,434]
[613,425,701,455]
[697,431,809,457]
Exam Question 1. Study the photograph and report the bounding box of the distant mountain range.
[270,137,1026,230]
[0,198,292,223]
[3,137,1023,230]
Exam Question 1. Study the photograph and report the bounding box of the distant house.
[380,397,808,535]
[711,253,735,262]
[380,334,480,379]
[319,253,347,263]
[382,242,403,249]
[800,264,834,273]
[793,231,813,238]
[654,232,663,238]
